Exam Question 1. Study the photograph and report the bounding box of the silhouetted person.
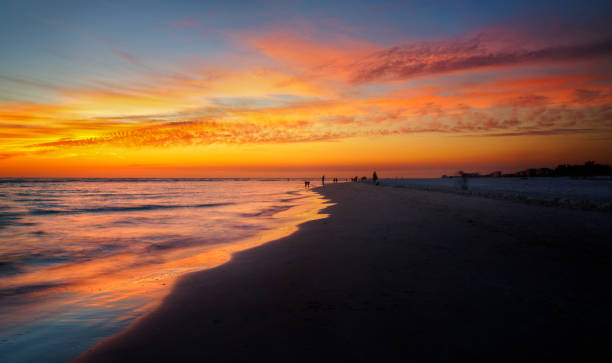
[457,171,468,190]
[373,171,378,185]
[322,175,325,186]
[304,181,310,189]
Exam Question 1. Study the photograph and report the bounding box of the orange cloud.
[1,24,611,176]
[351,37,612,83]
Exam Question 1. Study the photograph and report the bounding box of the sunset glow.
[1,0,611,177]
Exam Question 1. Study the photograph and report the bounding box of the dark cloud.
[479,128,597,137]
[573,89,606,103]
[352,38,612,83]
[510,95,550,107]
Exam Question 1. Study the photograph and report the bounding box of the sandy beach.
[75,182,612,362]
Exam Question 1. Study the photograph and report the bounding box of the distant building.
[536,168,553,176]
[458,171,481,178]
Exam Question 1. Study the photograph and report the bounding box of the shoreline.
[75,183,612,362]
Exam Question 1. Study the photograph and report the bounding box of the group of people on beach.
[320,175,339,185]
[304,171,379,188]
[348,172,379,184]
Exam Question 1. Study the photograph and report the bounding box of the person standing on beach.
[322,175,325,186]
[373,171,378,185]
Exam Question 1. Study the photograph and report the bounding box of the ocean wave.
[241,205,293,217]
[27,202,233,215]
[13,198,61,203]
[110,216,171,225]
[0,212,27,228]
[0,261,23,277]
[0,282,71,298]
[145,237,204,252]
[280,196,307,203]
[14,192,60,197]
[83,193,169,198]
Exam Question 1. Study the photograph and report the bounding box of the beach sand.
[75,183,612,362]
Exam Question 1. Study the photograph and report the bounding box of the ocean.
[0,179,329,363]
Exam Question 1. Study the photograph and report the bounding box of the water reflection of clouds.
[0,180,331,361]
[0,282,72,299]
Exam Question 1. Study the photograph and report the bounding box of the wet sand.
[75,183,612,362]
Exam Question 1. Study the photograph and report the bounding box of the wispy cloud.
[351,37,612,83]
[479,128,598,137]
[109,49,152,70]
[28,120,339,150]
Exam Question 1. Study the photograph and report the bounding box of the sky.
[1,0,611,177]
